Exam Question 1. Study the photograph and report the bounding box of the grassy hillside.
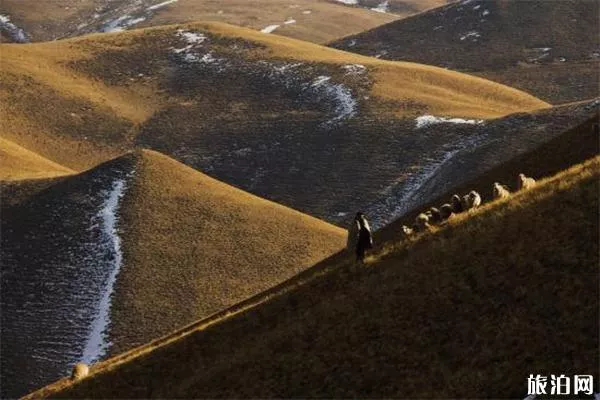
[330,0,600,104]
[1,149,345,398]
[0,137,73,180]
[0,0,398,44]
[110,149,346,354]
[1,21,551,222]
[376,111,600,243]
[28,156,599,398]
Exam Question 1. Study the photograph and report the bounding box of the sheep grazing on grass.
[400,225,414,238]
[71,363,89,381]
[493,182,511,199]
[451,194,463,213]
[517,173,536,190]
[429,207,442,224]
[462,190,482,211]
[439,203,454,220]
[413,213,432,232]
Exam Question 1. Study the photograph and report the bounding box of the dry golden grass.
[144,0,398,44]
[0,0,449,44]
[27,156,599,399]
[0,137,73,181]
[139,21,550,118]
[1,21,549,177]
[109,149,346,354]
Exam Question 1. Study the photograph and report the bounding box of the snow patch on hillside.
[103,15,147,32]
[310,75,358,127]
[261,24,280,33]
[81,176,130,364]
[0,14,30,43]
[371,1,389,13]
[343,64,367,75]
[336,0,359,4]
[415,115,484,129]
[460,31,481,41]
[147,0,178,11]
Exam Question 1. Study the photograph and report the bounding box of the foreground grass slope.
[32,156,599,398]
[2,149,344,397]
[0,137,73,181]
[330,0,600,103]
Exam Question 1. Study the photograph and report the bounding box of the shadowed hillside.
[27,156,599,398]
[1,149,345,398]
[330,0,600,104]
[376,110,600,242]
[1,22,553,224]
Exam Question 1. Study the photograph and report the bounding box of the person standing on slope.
[349,212,373,263]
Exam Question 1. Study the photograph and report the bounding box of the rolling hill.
[1,149,345,398]
[26,155,599,398]
[0,0,407,45]
[330,0,600,104]
[0,137,74,181]
[1,21,554,225]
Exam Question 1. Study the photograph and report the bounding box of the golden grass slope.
[1,21,549,178]
[29,156,599,398]
[0,0,444,44]
[0,137,73,181]
[109,149,346,354]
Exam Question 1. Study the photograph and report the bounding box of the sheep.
[71,363,89,381]
[517,173,536,190]
[439,203,454,220]
[414,213,432,232]
[492,182,511,200]
[429,207,442,224]
[400,225,414,238]
[451,194,463,213]
[469,190,482,208]
[462,190,482,211]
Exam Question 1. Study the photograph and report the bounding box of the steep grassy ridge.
[111,149,346,354]
[30,156,599,398]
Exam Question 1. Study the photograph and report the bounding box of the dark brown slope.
[32,156,599,399]
[330,0,600,104]
[1,150,344,398]
[373,108,600,243]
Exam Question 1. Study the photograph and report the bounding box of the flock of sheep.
[402,173,537,236]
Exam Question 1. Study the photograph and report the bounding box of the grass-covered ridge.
[0,137,74,181]
[27,156,599,398]
[3,149,345,397]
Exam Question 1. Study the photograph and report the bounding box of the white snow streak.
[460,31,481,41]
[371,1,389,13]
[311,75,358,126]
[336,0,359,4]
[80,178,128,364]
[342,64,367,75]
[103,14,146,32]
[0,14,30,42]
[415,115,484,129]
[261,24,280,33]
[284,19,297,24]
[147,0,178,11]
